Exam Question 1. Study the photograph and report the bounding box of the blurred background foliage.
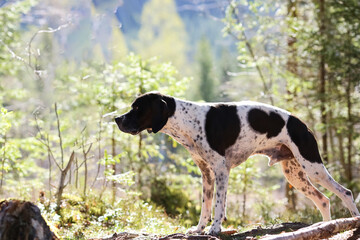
[0,0,359,239]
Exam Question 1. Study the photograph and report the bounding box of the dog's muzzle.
[115,116,124,129]
[115,115,139,135]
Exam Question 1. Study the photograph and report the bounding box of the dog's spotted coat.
[115,92,360,235]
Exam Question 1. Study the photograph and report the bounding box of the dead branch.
[261,217,360,240]
[0,39,29,66]
[54,103,64,169]
[27,23,69,69]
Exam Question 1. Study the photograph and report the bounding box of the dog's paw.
[186,225,205,235]
[206,224,221,236]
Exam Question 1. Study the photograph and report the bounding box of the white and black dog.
[115,92,359,235]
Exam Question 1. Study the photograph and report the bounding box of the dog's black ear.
[151,98,169,133]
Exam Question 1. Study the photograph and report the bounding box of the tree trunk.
[242,182,247,219]
[56,151,75,211]
[111,125,116,204]
[0,135,6,192]
[83,142,92,197]
[0,200,58,240]
[318,0,328,162]
[91,113,103,189]
[345,77,353,184]
[75,156,79,189]
[337,132,347,177]
[47,134,52,198]
[285,0,298,211]
[137,133,143,189]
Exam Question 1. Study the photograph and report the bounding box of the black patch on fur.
[287,115,323,164]
[247,108,285,138]
[205,104,241,156]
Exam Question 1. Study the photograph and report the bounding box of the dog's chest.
[162,103,210,153]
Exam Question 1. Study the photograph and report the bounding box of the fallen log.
[232,222,309,240]
[261,217,360,240]
[0,200,58,240]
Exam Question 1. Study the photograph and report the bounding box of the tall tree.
[196,37,217,102]
[285,0,298,211]
[318,0,328,162]
[109,18,128,62]
[136,0,188,71]
[217,48,237,101]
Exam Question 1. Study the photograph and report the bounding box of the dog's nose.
[115,116,124,126]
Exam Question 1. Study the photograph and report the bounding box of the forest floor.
[90,222,360,240]
[2,199,359,240]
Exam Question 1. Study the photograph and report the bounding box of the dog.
[115,92,360,235]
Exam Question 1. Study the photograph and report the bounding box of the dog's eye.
[133,106,139,111]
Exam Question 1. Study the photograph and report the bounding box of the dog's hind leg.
[303,162,360,217]
[286,143,360,217]
[286,115,360,217]
[280,158,331,221]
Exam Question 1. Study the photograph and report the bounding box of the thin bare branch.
[34,136,62,171]
[33,113,62,171]
[73,155,95,171]
[0,39,29,65]
[91,112,103,189]
[85,143,93,155]
[54,103,64,169]
[28,23,69,68]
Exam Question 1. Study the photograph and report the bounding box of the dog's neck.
[161,98,209,147]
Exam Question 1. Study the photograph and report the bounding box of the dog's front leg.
[208,166,229,235]
[196,167,215,232]
[187,163,215,234]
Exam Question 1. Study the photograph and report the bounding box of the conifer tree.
[196,37,217,102]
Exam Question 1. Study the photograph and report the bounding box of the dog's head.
[115,92,175,135]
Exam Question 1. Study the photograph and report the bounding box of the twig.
[46,134,52,198]
[33,113,62,171]
[0,135,7,189]
[28,23,69,69]
[0,39,28,65]
[54,103,64,169]
[91,112,103,189]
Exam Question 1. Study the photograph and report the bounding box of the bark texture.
[261,217,360,240]
[0,200,57,240]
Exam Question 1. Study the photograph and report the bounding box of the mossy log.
[0,200,58,240]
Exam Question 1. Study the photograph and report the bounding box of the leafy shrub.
[150,178,189,216]
[150,177,199,226]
